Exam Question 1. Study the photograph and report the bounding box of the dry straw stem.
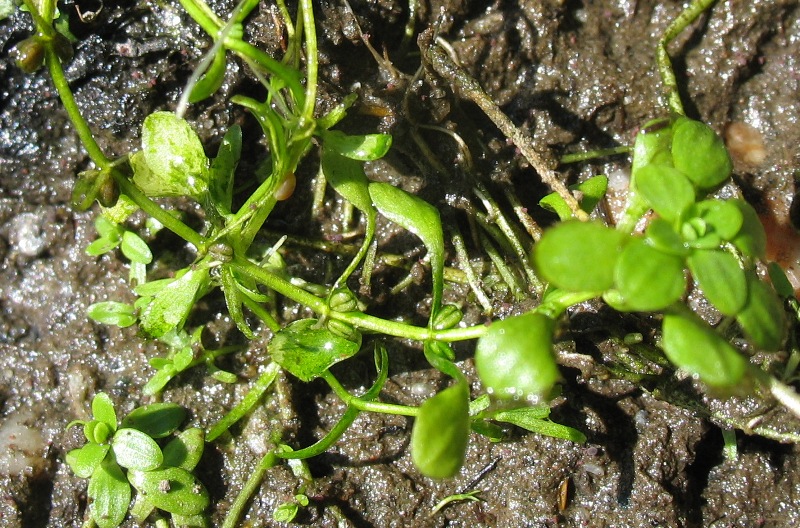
[423,33,588,222]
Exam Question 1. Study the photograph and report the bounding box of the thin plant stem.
[450,228,493,315]
[221,451,280,528]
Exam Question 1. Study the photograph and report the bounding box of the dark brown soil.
[1,0,799,527]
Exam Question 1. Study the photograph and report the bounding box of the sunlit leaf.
[534,220,626,293]
[134,112,209,199]
[662,311,747,387]
[121,402,186,438]
[270,319,361,382]
[128,466,209,516]
[475,312,559,399]
[631,117,674,176]
[689,200,743,242]
[411,382,469,478]
[736,272,786,351]
[369,182,445,320]
[88,302,137,328]
[321,130,392,160]
[66,442,111,479]
[492,407,586,443]
[611,237,686,311]
[539,175,608,221]
[671,117,732,191]
[112,429,163,471]
[120,231,153,264]
[139,268,212,338]
[92,393,118,431]
[687,249,747,316]
[634,164,694,222]
[88,458,130,528]
[162,428,205,471]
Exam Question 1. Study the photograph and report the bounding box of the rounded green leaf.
[322,130,392,160]
[411,382,469,478]
[662,312,747,388]
[475,313,559,399]
[112,428,163,471]
[134,112,209,198]
[671,117,732,191]
[645,218,690,257]
[534,221,626,293]
[92,393,118,431]
[66,443,111,479]
[687,249,747,316]
[121,403,186,438]
[88,458,131,528]
[120,232,153,265]
[631,117,675,175]
[736,273,787,351]
[270,319,362,382]
[139,268,212,338]
[88,301,137,328]
[127,466,209,516]
[612,238,686,311]
[689,200,743,242]
[634,164,695,222]
[729,199,767,258]
[85,420,114,445]
[162,428,205,471]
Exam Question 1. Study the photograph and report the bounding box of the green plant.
[10,0,800,525]
[66,393,209,528]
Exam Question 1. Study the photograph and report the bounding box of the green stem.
[45,47,110,169]
[231,254,489,342]
[112,173,207,250]
[299,0,318,123]
[657,0,719,115]
[221,451,280,528]
[207,363,281,441]
[322,371,419,417]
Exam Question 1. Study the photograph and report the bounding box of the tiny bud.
[12,36,45,74]
[329,288,358,312]
[432,304,463,330]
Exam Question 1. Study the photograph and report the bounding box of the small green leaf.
[671,117,732,191]
[270,319,362,382]
[85,421,114,445]
[88,302,137,328]
[729,199,767,258]
[631,118,675,176]
[736,273,786,351]
[534,221,626,293]
[189,48,227,103]
[85,236,122,257]
[139,268,212,337]
[95,216,123,241]
[208,125,241,216]
[475,312,559,399]
[689,200,743,242]
[321,130,393,160]
[134,112,210,199]
[662,311,747,388]
[66,443,111,479]
[112,429,163,471]
[92,393,118,431]
[687,249,747,316]
[273,502,300,523]
[120,231,153,264]
[369,182,445,320]
[539,175,609,221]
[611,237,686,311]
[88,458,131,528]
[411,382,470,478]
[162,428,205,471]
[127,466,209,516]
[634,165,695,222]
[121,403,186,438]
[492,407,586,443]
[768,262,795,299]
[645,218,690,257]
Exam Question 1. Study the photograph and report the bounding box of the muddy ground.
[1,0,800,526]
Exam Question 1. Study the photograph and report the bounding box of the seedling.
[66,393,209,528]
